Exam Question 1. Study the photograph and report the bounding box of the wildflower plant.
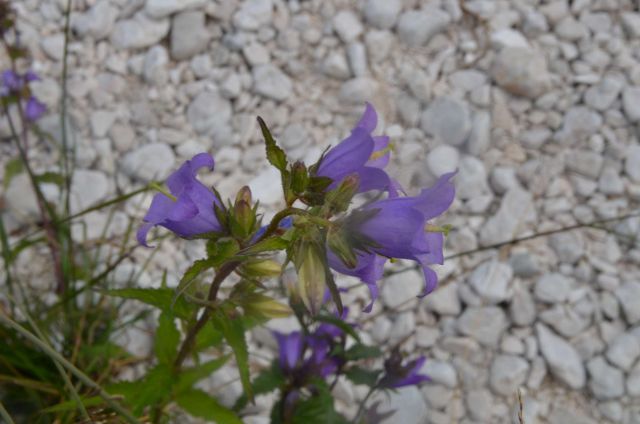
[102,103,455,422]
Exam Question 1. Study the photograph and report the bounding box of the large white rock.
[537,323,586,389]
[121,143,176,182]
[145,0,206,19]
[111,13,170,50]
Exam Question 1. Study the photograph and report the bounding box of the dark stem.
[352,385,377,424]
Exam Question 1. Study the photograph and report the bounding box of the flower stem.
[352,385,377,424]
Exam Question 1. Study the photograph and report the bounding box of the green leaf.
[175,356,229,394]
[212,310,252,400]
[35,171,65,186]
[41,396,103,414]
[234,362,285,411]
[240,236,288,255]
[176,389,242,424]
[344,367,381,387]
[291,382,349,424]
[155,312,180,365]
[172,258,217,308]
[194,321,224,351]
[109,364,173,415]
[257,116,288,172]
[3,157,23,189]
[105,288,193,320]
[315,314,359,342]
[344,344,382,361]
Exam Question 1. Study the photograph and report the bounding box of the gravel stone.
[615,282,640,324]
[584,77,623,111]
[491,47,551,98]
[145,0,207,19]
[468,260,513,303]
[171,11,209,60]
[489,354,529,396]
[420,96,471,146]
[622,86,640,123]
[233,0,273,31]
[587,356,625,399]
[534,273,572,303]
[626,145,640,182]
[187,91,232,138]
[397,7,450,46]
[71,0,118,40]
[364,0,402,29]
[480,187,534,246]
[121,143,176,182]
[537,323,586,389]
[510,284,536,326]
[111,13,170,50]
[605,333,640,371]
[252,64,293,101]
[422,360,458,388]
[426,145,459,177]
[457,306,508,347]
[333,10,363,43]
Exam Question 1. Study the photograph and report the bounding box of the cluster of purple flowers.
[1,69,46,121]
[138,103,455,312]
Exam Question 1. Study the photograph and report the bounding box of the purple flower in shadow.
[316,103,397,196]
[137,153,224,247]
[379,352,430,389]
[328,172,456,312]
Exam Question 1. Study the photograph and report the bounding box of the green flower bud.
[230,186,256,238]
[241,259,282,278]
[295,244,326,315]
[323,173,360,214]
[243,294,292,319]
[291,161,308,194]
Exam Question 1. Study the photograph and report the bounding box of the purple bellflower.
[379,352,430,389]
[328,172,456,312]
[1,69,21,93]
[137,153,223,247]
[25,96,46,121]
[315,103,397,196]
[1,70,46,120]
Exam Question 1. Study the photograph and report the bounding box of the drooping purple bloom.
[24,96,46,121]
[274,331,303,372]
[1,69,21,93]
[137,153,224,247]
[328,172,456,312]
[379,353,430,389]
[316,103,397,196]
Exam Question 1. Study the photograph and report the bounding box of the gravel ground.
[2,0,640,423]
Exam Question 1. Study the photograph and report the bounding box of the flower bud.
[327,226,358,269]
[241,259,282,278]
[243,294,292,319]
[324,173,360,214]
[295,244,327,316]
[291,161,308,194]
[231,186,256,238]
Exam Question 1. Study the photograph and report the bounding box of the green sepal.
[257,116,288,172]
[291,161,309,194]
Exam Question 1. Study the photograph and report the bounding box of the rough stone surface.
[421,96,471,146]
[489,354,529,396]
[586,356,625,400]
[171,11,209,60]
[491,47,551,98]
[457,307,508,347]
[537,324,586,389]
[252,64,293,101]
[121,143,176,182]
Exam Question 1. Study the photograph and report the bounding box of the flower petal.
[356,102,377,133]
[417,264,439,297]
[136,223,155,247]
[356,166,392,193]
[413,171,457,220]
[317,127,374,184]
[143,193,175,223]
[166,153,215,195]
[167,194,199,221]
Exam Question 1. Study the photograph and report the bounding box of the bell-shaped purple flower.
[1,69,21,93]
[328,172,456,312]
[316,103,397,196]
[274,331,304,373]
[25,96,46,121]
[137,153,223,247]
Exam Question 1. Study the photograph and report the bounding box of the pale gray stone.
[171,11,209,60]
[615,281,640,324]
[467,110,491,155]
[599,401,623,423]
[333,10,363,43]
[143,45,169,85]
[187,91,232,138]
[469,260,513,303]
[422,384,453,409]
[557,107,603,144]
[424,282,461,315]
[456,156,489,200]
[421,96,471,146]
[584,77,623,111]
[537,323,586,389]
[426,145,459,177]
[555,16,589,40]
[145,0,206,19]
[621,12,640,38]
[540,305,590,338]
[397,7,450,46]
[622,86,640,123]
[121,143,176,182]
[90,110,117,138]
[375,387,428,424]
[252,64,293,101]
[111,13,170,50]
[627,363,640,396]
[510,284,536,326]
[606,333,640,371]
[489,354,529,396]
[364,0,402,29]
[491,47,551,98]
[323,51,351,80]
[626,145,640,183]
[70,170,109,213]
[71,0,118,40]
[381,269,423,309]
[339,78,378,104]
[242,42,270,67]
[465,389,493,421]
[422,360,457,388]
[566,149,603,179]
[457,306,508,347]
[490,167,519,195]
[598,167,625,195]
[479,187,534,246]
[41,34,65,61]
[587,356,625,399]
[233,0,273,31]
[490,28,529,49]
[535,273,571,303]
[347,42,368,77]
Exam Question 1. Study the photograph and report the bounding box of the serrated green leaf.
[344,344,382,361]
[175,356,229,394]
[344,367,381,387]
[172,258,216,308]
[155,312,180,365]
[257,116,288,172]
[212,310,252,400]
[176,389,242,424]
[234,362,285,411]
[3,157,23,189]
[291,382,349,424]
[194,321,224,351]
[241,236,288,255]
[109,364,173,415]
[105,288,193,320]
[41,396,103,414]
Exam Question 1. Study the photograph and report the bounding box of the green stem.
[0,399,16,424]
[352,385,376,424]
[0,312,141,424]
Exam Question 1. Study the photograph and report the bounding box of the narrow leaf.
[175,356,230,394]
[212,310,252,400]
[35,171,65,186]
[105,288,193,320]
[155,312,180,365]
[176,389,242,424]
[172,258,216,308]
[344,367,381,387]
[344,344,382,361]
[315,314,359,342]
[234,362,284,411]
[257,116,288,172]
[3,157,23,189]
